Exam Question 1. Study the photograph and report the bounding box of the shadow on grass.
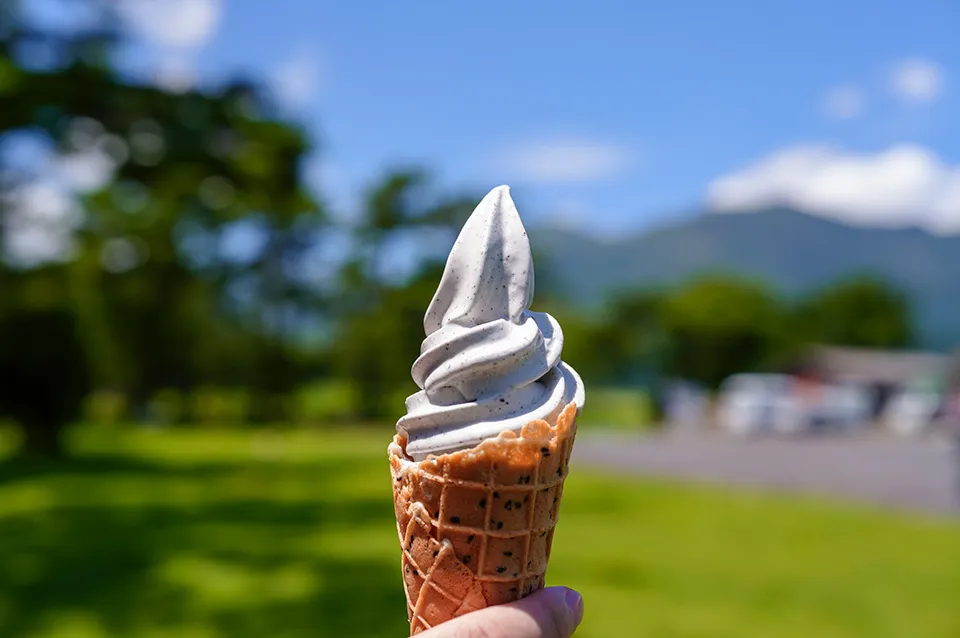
[0,454,409,638]
[0,455,187,482]
[0,452,384,482]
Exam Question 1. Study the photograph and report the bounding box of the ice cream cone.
[389,402,578,635]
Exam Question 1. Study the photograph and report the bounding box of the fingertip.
[535,586,584,636]
[563,588,584,629]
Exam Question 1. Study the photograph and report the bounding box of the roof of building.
[800,346,952,385]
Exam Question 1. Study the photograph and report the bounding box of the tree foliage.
[558,290,665,387]
[658,276,784,388]
[572,274,918,391]
[792,276,914,349]
[0,272,90,456]
[332,174,477,419]
[0,1,323,453]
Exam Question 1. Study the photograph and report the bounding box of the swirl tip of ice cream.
[397,185,584,461]
[423,184,532,336]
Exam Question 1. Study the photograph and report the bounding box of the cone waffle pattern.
[389,402,578,635]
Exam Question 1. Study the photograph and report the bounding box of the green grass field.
[0,424,958,637]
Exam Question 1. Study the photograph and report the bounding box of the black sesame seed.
[497,521,504,530]
[450,516,461,524]
[478,498,486,509]
[505,501,513,511]
[496,566,507,574]
[493,492,501,499]
[463,556,471,565]
[541,447,549,455]
[553,497,558,504]
[503,551,513,557]
[514,500,523,509]
[467,535,475,543]
[513,572,519,577]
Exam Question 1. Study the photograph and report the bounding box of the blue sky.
[63,0,960,236]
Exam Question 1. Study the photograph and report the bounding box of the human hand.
[418,586,584,638]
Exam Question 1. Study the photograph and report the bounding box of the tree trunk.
[20,421,65,458]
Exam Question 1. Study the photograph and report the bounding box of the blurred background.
[1,0,959,636]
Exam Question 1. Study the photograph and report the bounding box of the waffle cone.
[388,402,579,635]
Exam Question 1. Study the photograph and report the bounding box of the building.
[792,346,953,419]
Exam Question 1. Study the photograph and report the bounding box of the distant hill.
[531,208,960,349]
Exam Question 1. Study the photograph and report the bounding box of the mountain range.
[532,208,960,350]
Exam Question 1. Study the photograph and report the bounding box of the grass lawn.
[0,424,958,638]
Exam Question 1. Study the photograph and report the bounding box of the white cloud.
[153,54,199,93]
[0,118,133,266]
[2,181,82,266]
[497,138,633,184]
[118,0,223,48]
[890,58,942,103]
[118,0,222,91]
[707,144,960,234]
[822,86,863,119]
[272,51,323,110]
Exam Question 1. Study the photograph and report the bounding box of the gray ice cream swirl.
[396,185,584,461]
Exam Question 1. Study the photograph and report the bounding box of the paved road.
[574,431,960,515]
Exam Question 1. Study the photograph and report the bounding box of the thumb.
[417,586,584,638]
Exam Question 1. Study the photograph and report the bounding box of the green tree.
[332,172,477,419]
[659,276,784,388]
[0,1,323,454]
[335,265,443,420]
[558,290,665,386]
[0,269,91,457]
[792,276,914,349]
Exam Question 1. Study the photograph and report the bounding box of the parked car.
[716,374,805,436]
[717,374,872,436]
[808,382,873,432]
[883,381,943,436]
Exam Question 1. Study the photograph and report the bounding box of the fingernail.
[564,588,584,628]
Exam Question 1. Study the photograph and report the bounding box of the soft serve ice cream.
[389,185,585,632]
[397,185,584,461]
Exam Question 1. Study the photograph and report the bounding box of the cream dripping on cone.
[397,185,585,461]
